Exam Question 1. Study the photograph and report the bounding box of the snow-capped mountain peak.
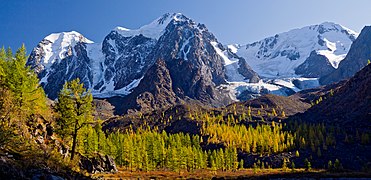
[40,31,93,66]
[232,22,358,78]
[171,13,189,22]
[44,31,93,45]
[113,13,191,40]
[313,22,357,37]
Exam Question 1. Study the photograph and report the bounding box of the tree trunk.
[70,128,78,160]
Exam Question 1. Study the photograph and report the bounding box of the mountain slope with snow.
[27,31,95,99]
[27,13,259,105]
[232,22,358,78]
[28,31,93,73]
[218,22,359,101]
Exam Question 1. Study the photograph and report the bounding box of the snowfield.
[231,22,358,78]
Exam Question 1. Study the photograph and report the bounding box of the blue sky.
[1,0,371,52]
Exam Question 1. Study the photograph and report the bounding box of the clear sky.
[1,0,371,51]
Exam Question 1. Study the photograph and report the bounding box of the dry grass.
[92,168,371,179]
[92,168,331,179]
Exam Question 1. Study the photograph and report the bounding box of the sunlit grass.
[93,168,369,179]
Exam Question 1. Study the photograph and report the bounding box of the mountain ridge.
[27,13,362,114]
[231,22,358,78]
[27,13,259,111]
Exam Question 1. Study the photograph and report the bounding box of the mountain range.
[27,13,370,114]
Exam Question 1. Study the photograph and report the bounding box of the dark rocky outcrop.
[119,59,180,114]
[237,57,260,83]
[93,99,115,120]
[320,26,371,85]
[295,50,335,78]
[118,56,234,114]
[79,153,118,174]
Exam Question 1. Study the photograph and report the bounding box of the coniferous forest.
[0,45,370,179]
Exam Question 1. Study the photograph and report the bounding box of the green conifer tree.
[239,159,244,170]
[317,147,322,157]
[282,158,287,171]
[304,158,311,171]
[328,160,333,170]
[56,78,94,160]
[0,45,49,136]
[334,159,342,171]
[291,161,295,171]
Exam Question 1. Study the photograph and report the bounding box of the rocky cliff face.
[320,26,371,85]
[93,31,157,95]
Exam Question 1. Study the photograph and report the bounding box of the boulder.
[79,153,118,174]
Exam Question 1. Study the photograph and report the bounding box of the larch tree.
[56,78,94,160]
[0,45,49,138]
